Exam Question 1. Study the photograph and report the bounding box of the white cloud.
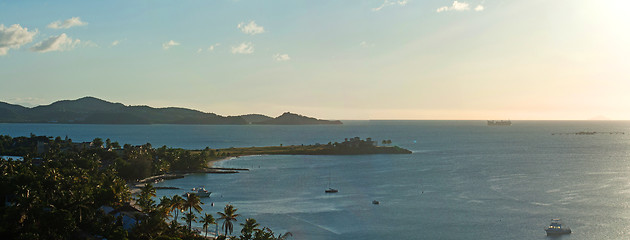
[208,43,220,51]
[475,5,484,11]
[436,1,473,12]
[0,24,38,56]
[83,40,98,48]
[162,40,180,50]
[273,53,290,61]
[111,40,120,46]
[237,21,265,35]
[372,0,408,12]
[6,97,44,107]
[359,41,374,48]
[196,43,220,53]
[231,42,254,54]
[30,33,80,53]
[47,17,88,29]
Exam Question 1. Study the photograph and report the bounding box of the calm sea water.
[2,121,630,239]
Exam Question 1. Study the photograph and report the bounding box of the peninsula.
[210,137,412,157]
[0,134,411,179]
[0,134,312,240]
[0,97,342,125]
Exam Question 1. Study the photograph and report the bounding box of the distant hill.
[0,97,342,125]
[0,102,29,122]
[255,112,342,125]
[239,114,274,124]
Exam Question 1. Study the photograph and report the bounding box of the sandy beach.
[206,156,234,168]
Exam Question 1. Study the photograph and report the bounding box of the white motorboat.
[186,187,211,198]
[545,219,571,235]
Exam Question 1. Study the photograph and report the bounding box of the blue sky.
[1,0,629,120]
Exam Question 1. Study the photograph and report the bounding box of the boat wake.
[286,214,341,235]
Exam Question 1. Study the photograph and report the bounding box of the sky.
[1,0,629,120]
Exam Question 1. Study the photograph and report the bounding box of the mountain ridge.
[0,97,342,125]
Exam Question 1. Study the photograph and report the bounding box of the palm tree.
[200,213,216,238]
[137,183,156,213]
[170,194,185,224]
[217,204,240,236]
[240,218,260,240]
[158,196,173,219]
[251,227,292,240]
[158,196,171,207]
[277,232,293,240]
[182,193,203,231]
[181,212,197,232]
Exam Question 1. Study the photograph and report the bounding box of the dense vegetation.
[0,134,290,239]
[218,137,411,156]
[0,135,214,181]
[0,143,130,239]
[132,184,292,240]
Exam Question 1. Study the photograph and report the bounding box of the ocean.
[2,121,630,239]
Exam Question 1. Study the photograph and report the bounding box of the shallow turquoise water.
[3,121,630,239]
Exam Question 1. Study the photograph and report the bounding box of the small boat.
[325,173,338,193]
[185,187,211,198]
[545,219,571,235]
[372,200,380,205]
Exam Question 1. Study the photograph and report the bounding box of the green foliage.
[218,204,240,236]
[239,218,260,240]
[182,193,203,231]
[0,134,216,182]
[109,226,129,240]
[92,138,104,148]
[0,134,292,240]
[113,144,212,181]
[0,135,40,156]
[0,145,131,239]
[137,183,156,213]
[181,212,197,231]
[253,227,276,240]
[155,236,182,240]
[170,194,185,225]
[200,213,216,238]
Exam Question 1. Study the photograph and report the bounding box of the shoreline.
[132,143,411,188]
[206,156,234,168]
[131,156,239,189]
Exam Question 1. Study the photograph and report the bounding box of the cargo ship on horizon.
[487,120,512,126]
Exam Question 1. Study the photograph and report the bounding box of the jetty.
[172,167,249,174]
[137,174,184,183]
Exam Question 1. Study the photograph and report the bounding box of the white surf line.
[286,214,341,235]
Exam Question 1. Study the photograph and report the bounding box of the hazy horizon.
[1,96,625,121]
[1,0,628,120]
